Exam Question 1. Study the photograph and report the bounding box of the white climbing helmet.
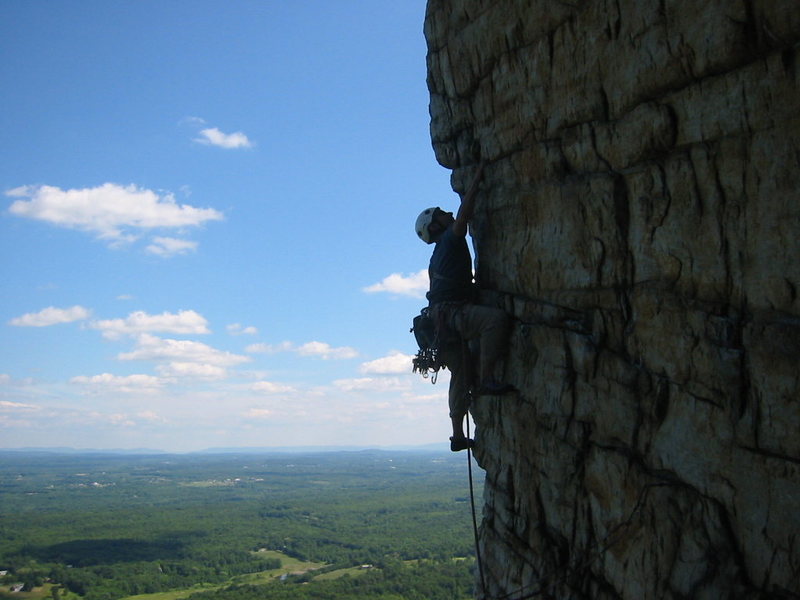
[415,207,439,244]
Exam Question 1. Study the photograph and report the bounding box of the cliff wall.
[424,1,800,598]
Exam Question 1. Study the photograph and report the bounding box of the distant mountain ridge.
[0,443,448,456]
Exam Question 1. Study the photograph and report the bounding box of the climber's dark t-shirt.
[426,226,474,305]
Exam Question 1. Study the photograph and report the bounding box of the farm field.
[0,449,480,600]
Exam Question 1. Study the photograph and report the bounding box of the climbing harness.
[411,307,443,383]
[411,302,467,383]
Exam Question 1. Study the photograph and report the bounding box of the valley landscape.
[0,449,478,600]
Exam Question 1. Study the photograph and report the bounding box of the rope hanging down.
[466,418,544,600]
[466,415,487,597]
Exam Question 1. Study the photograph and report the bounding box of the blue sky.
[0,1,458,451]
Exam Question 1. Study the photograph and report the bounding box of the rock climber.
[415,160,513,452]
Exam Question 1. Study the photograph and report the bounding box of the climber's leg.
[455,304,513,393]
[442,343,474,451]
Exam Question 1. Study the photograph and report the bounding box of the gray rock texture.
[424,1,800,598]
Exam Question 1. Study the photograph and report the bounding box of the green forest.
[0,449,481,600]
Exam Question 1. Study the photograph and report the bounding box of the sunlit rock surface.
[424,1,800,598]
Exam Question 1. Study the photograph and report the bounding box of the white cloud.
[359,351,414,375]
[296,341,358,360]
[146,236,198,257]
[333,377,406,393]
[118,334,250,380]
[9,305,91,327]
[91,412,136,427]
[120,334,249,366]
[246,408,273,419]
[90,310,210,339]
[246,341,292,354]
[0,374,34,387]
[363,269,428,298]
[137,410,167,423]
[194,127,254,149]
[6,183,223,243]
[70,373,164,393]
[156,362,228,380]
[245,340,357,360]
[405,391,448,404]
[250,381,296,394]
[228,323,258,336]
[0,400,38,411]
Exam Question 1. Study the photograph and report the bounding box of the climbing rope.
[465,414,487,598]
[465,418,545,600]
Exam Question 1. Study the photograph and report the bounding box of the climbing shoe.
[450,436,475,452]
[476,380,516,396]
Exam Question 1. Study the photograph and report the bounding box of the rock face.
[424,1,800,598]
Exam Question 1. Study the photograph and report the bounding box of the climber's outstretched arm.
[453,160,487,238]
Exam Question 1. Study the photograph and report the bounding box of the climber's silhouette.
[415,160,514,452]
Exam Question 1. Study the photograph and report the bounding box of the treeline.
[187,560,473,600]
[2,553,281,600]
[60,556,281,599]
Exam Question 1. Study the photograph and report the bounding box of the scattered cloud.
[0,374,34,387]
[118,334,250,380]
[0,370,452,448]
[119,334,249,366]
[9,305,91,327]
[296,341,358,360]
[137,410,167,423]
[88,411,137,427]
[156,362,228,380]
[70,373,163,394]
[246,408,273,419]
[245,340,357,360]
[90,310,210,339]
[359,351,413,375]
[182,116,254,149]
[194,127,254,149]
[228,323,258,336]
[6,183,223,244]
[0,400,39,411]
[246,341,292,354]
[333,377,406,393]
[250,381,296,394]
[146,236,198,257]
[363,269,428,298]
